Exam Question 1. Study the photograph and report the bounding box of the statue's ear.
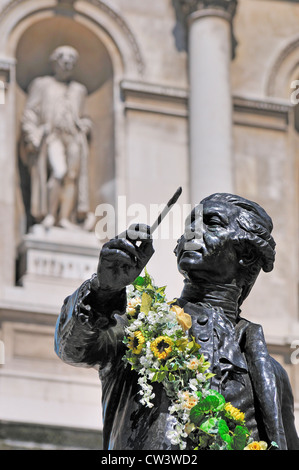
[238,245,259,267]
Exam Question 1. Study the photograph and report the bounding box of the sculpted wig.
[200,193,276,306]
[49,46,79,64]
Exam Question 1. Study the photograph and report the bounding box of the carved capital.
[176,0,238,58]
[178,0,237,20]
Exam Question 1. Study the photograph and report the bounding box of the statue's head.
[49,45,79,81]
[174,193,276,306]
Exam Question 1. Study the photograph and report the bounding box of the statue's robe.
[55,275,299,450]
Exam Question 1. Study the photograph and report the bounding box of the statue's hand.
[77,117,92,135]
[95,224,154,292]
[27,124,49,151]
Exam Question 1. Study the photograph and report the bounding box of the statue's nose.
[183,221,204,252]
[184,223,203,241]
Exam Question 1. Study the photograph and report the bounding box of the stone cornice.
[120,80,292,131]
[120,80,188,117]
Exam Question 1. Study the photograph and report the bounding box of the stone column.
[179,0,237,204]
[0,58,16,288]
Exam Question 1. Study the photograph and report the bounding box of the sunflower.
[150,336,173,360]
[224,402,245,423]
[128,331,145,354]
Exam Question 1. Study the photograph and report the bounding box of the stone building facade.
[0,0,298,449]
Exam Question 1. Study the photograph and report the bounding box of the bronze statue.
[19,45,93,231]
[55,193,299,450]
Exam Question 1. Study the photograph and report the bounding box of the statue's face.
[176,200,242,284]
[52,47,78,81]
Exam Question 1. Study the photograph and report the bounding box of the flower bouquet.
[122,270,275,450]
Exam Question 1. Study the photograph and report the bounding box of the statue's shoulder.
[28,75,54,91]
[70,80,88,95]
[236,316,264,336]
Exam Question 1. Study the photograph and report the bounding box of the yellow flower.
[127,297,142,317]
[224,402,245,423]
[244,441,268,450]
[181,391,198,410]
[128,331,145,354]
[151,336,173,360]
[171,305,192,331]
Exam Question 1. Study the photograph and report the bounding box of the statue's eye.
[204,215,223,229]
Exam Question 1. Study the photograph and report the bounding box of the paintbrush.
[117,187,183,240]
[150,186,182,235]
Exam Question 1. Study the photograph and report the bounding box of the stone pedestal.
[17,225,100,298]
[0,226,102,434]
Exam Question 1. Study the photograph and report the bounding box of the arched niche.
[266,35,299,100]
[265,36,299,155]
[265,36,299,295]
[15,14,115,235]
[0,0,144,287]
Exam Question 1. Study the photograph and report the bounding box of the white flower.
[196,372,206,383]
[126,285,135,297]
[133,319,143,329]
[166,430,181,445]
[188,378,199,391]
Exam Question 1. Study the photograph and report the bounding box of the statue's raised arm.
[54,224,154,367]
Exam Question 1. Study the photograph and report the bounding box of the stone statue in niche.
[19,45,94,232]
[54,193,299,450]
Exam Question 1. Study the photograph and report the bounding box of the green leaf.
[198,434,210,449]
[189,406,205,426]
[196,395,220,413]
[156,286,166,295]
[218,419,231,445]
[205,372,216,380]
[157,371,166,383]
[151,372,159,382]
[143,267,152,286]
[231,426,248,450]
[187,337,201,353]
[199,417,218,433]
[176,338,189,351]
[205,390,226,412]
[133,276,145,286]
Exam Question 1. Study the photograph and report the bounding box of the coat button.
[197,332,209,342]
[197,314,209,325]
